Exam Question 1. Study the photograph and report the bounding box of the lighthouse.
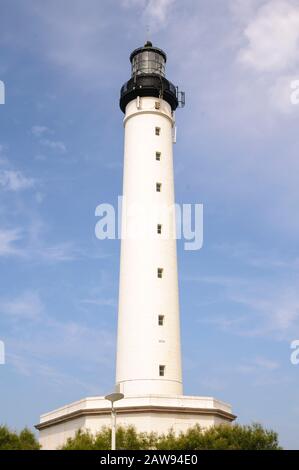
[37,43,235,449]
[116,41,183,397]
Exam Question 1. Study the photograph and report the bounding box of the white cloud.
[254,357,280,371]
[38,242,79,262]
[3,295,115,392]
[191,271,299,339]
[144,0,175,26]
[0,228,22,257]
[234,285,299,334]
[35,191,45,204]
[0,291,44,320]
[31,125,50,137]
[229,0,266,22]
[122,0,145,6]
[122,0,175,28]
[213,243,299,270]
[0,169,35,191]
[80,297,116,308]
[40,138,66,153]
[0,220,80,263]
[239,1,299,72]
[226,356,280,375]
[32,126,67,155]
[8,352,100,391]
[0,147,35,192]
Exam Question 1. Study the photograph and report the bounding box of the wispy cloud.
[40,138,66,154]
[213,243,299,270]
[0,291,44,320]
[194,273,299,339]
[2,291,115,392]
[239,0,299,72]
[80,297,117,308]
[122,0,176,29]
[38,242,79,262]
[0,228,23,257]
[31,125,50,137]
[148,0,175,23]
[0,220,80,263]
[188,241,299,338]
[8,352,100,393]
[31,125,66,154]
[0,146,35,191]
[0,169,35,191]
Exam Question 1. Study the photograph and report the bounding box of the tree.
[62,426,157,450]
[0,425,40,450]
[156,423,282,450]
[18,428,41,450]
[62,423,282,450]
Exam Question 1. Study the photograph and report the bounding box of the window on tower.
[157,268,163,278]
[155,127,161,136]
[156,151,161,161]
[158,315,165,326]
[156,182,162,192]
[159,365,166,377]
[157,224,162,234]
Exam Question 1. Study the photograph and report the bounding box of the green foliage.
[61,429,95,450]
[62,426,157,450]
[62,422,282,450]
[156,423,282,450]
[0,425,40,450]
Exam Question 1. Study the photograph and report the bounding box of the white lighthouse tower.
[116,41,182,397]
[37,43,235,449]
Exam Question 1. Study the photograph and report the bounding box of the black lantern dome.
[120,42,184,113]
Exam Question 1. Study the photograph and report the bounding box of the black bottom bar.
[0,450,298,466]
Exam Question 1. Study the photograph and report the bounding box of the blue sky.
[1,0,299,449]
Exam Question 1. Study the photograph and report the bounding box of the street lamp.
[105,392,124,450]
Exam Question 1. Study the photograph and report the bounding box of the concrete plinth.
[36,394,236,449]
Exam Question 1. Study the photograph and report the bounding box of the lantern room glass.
[131,51,166,77]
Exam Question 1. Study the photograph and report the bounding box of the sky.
[0,0,299,449]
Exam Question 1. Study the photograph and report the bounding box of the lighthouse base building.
[37,43,235,449]
[37,395,235,450]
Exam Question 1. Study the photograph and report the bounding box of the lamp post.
[105,392,124,450]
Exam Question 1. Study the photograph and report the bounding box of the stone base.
[36,394,236,449]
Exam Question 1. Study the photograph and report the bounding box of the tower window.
[159,365,165,377]
[157,224,162,234]
[156,152,161,161]
[158,315,164,326]
[156,182,162,192]
[157,268,163,278]
[155,127,161,136]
